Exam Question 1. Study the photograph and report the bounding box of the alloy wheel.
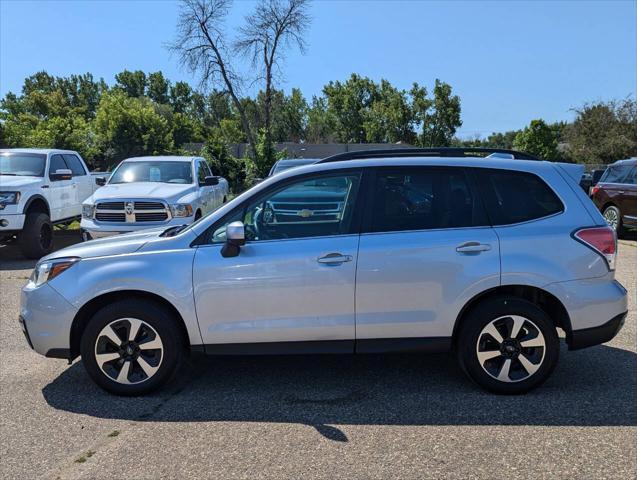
[475,315,546,383]
[94,318,164,385]
[603,208,619,230]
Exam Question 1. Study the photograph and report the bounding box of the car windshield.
[0,153,46,176]
[109,161,193,184]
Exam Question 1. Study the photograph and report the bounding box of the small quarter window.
[475,169,564,225]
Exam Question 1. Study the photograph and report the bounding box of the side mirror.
[221,221,245,258]
[95,176,107,186]
[50,169,72,181]
[204,175,219,186]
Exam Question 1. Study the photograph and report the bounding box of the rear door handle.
[456,242,491,253]
[318,253,353,264]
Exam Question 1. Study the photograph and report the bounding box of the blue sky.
[1,0,635,138]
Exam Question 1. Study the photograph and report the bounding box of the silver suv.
[20,149,628,395]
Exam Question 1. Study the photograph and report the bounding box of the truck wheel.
[80,299,185,396]
[19,212,53,259]
[456,297,559,394]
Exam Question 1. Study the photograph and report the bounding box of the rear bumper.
[569,312,627,350]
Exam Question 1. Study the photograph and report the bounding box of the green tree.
[418,79,462,147]
[93,91,173,166]
[114,70,147,97]
[565,99,637,164]
[513,119,560,160]
[147,71,170,104]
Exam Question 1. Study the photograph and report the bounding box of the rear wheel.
[603,205,624,237]
[80,299,185,396]
[457,297,559,394]
[19,212,53,259]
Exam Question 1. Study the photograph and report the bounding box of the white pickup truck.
[1,148,102,258]
[80,156,229,240]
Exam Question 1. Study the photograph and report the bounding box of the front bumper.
[80,216,191,240]
[20,282,78,358]
[0,213,25,232]
[570,312,627,350]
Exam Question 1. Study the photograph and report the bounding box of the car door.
[47,154,75,220]
[195,160,212,214]
[192,169,363,351]
[619,166,637,228]
[355,166,500,347]
[63,154,92,214]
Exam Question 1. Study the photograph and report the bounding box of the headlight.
[82,204,95,219]
[170,203,193,217]
[0,191,21,206]
[28,257,80,288]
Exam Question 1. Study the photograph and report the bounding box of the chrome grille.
[94,200,171,224]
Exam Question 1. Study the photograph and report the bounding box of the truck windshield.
[109,161,193,184]
[0,153,46,176]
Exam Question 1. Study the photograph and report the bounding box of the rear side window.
[62,154,86,176]
[475,169,564,225]
[600,165,631,183]
[623,167,637,185]
[369,167,488,233]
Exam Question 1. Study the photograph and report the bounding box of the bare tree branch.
[170,0,257,154]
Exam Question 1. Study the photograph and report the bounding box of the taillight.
[574,226,617,270]
[590,185,600,196]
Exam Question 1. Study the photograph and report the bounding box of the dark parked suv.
[591,158,637,236]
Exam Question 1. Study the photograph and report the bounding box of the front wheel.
[80,299,185,396]
[456,297,559,394]
[19,212,53,259]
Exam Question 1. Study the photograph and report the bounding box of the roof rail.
[316,147,539,163]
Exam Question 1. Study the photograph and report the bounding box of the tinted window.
[370,168,487,233]
[210,173,361,243]
[623,167,637,185]
[476,169,563,225]
[197,162,207,184]
[62,154,86,176]
[49,155,69,179]
[600,165,631,183]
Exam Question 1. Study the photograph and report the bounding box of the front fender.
[49,248,203,345]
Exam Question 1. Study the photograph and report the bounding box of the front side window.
[0,153,46,177]
[476,169,564,225]
[623,167,637,185]
[197,161,208,184]
[49,155,69,179]
[109,161,193,184]
[62,154,86,176]
[370,167,486,233]
[209,172,361,243]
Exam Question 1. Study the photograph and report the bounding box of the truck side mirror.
[221,221,245,258]
[204,176,219,186]
[95,176,107,186]
[50,169,72,181]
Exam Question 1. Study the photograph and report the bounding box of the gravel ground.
[1,232,635,479]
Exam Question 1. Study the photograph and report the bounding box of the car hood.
[40,227,172,261]
[0,175,42,188]
[88,182,196,203]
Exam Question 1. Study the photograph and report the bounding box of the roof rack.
[316,147,539,163]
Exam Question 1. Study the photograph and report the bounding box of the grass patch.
[74,450,95,463]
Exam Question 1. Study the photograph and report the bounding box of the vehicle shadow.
[0,231,81,270]
[42,343,636,440]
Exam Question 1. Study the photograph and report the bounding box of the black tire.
[18,212,53,259]
[602,205,625,238]
[456,296,559,394]
[80,299,185,396]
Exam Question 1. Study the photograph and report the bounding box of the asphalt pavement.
[1,232,635,479]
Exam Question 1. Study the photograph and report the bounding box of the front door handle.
[317,253,353,265]
[456,242,491,253]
